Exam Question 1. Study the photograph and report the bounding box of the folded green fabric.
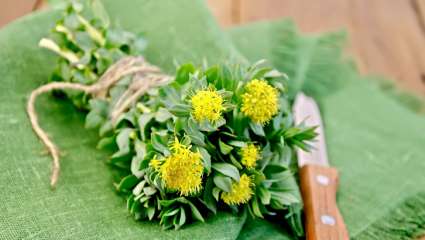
[1,1,425,239]
[0,1,247,239]
[228,20,425,239]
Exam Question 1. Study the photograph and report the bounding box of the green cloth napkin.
[1,1,425,239]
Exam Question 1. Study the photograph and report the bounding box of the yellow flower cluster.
[159,139,204,196]
[221,174,253,205]
[241,144,260,169]
[191,89,224,122]
[149,157,162,171]
[241,79,279,125]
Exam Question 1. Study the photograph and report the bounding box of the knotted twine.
[27,56,172,188]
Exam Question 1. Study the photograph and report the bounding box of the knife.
[293,93,349,240]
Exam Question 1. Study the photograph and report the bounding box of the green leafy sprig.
[40,0,146,109]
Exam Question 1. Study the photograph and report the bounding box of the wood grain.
[300,164,349,240]
[413,0,425,30]
[0,0,38,27]
[206,0,235,26]
[2,0,424,94]
[207,0,425,95]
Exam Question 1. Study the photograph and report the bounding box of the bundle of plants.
[27,0,316,234]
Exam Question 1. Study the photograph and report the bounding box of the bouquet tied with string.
[28,1,316,233]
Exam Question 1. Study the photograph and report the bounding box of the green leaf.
[186,118,205,146]
[212,117,226,129]
[229,154,243,170]
[130,198,141,215]
[175,63,195,85]
[213,174,232,193]
[212,187,221,201]
[180,135,192,146]
[138,195,151,204]
[270,191,300,205]
[161,216,173,230]
[205,65,219,84]
[212,163,240,181]
[202,177,217,213]
[275,144,292,166]
[147,206,155,220]
[143,186,157,196]
[116,128,133,153]
[198,120,219,132]
[96,136,115,150]
[85,111,104,129]
[249,122,265,136]
[131,141,147,176]
[216,64,233,90]
[140,151,155,170]
[263,164,288,175]
[187,201,205,222]
[257,186,271,205]
[89,98,109,115]
[127,195,135,211]
[109,151,132,167]
[163,208,180,217]
[251,197,264,218]
[218,139,233,155]
[197,147,211,173]
[228,140,247,148]
[137,113,154,140]
[132,180,146,196]
[115,111,136,127]
[160,199,179,208]
[155,107,172,122]
[131,156,144,178]
[90,0,110,27]
[151,132,169,155]
[178,207,186,226]
[286,204,305,236]
[169,104,191,117]
[251,67,274,80]
[116,175,139,192]
[99,121,113,136]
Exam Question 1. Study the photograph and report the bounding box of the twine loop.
[26,56,172,188]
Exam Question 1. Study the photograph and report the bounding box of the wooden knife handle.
[300,165,349,240]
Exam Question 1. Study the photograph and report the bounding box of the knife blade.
[293,93,349,240]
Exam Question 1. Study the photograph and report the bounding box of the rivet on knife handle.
[300,165,349,240]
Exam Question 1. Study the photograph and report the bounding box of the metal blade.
[293,93,329,167]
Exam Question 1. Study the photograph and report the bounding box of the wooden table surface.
[208,0,425,96]
[1,0,424,95]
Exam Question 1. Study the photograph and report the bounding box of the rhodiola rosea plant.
[27,0,316,236]
[109,63,316,233]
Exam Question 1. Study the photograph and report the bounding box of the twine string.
[26,56,171,188]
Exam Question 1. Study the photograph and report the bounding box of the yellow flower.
[159,138,204,196]
[241,79,279,125]
[191,89,224,122]
[221,174,253,205]
[149,157,162,171]
[241,144,260,169]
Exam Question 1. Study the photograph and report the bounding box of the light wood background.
[207,0,425,96]
[1,0,425,95]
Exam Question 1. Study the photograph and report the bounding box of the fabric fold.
[1,1,425,239]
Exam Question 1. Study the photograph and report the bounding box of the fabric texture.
[228,20,425,239]
[0,1,247,239]
[1,1,425,239]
